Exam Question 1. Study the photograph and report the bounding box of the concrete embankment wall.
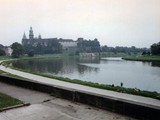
[79,53,100,57]
[0,75,159,120]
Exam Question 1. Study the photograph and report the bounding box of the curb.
[0,103,30,112]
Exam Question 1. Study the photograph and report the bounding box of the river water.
[11,57,160,92]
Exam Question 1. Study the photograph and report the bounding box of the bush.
[27,51,34,57]
[0,49,5,56]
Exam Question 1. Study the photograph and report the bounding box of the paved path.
[0,82,136,120]
[0,64,160,110]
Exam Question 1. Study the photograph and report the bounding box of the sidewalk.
[0,82,136,120]
[0,64,160,110]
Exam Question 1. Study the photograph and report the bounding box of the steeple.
[22,32,27,39]
[38,34,42,39]
[29,27,34,39]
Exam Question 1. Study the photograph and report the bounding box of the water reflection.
[12,57,100,75]
[78,57,100,64]
[11,57,160,92]
[151,62,160,67]
[12,58,63,73]
[142,62,152,67]
[77,64,99,75]
[101,57,125,64]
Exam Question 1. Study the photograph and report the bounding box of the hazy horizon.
[0,0,160,48]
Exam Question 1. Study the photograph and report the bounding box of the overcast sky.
[0,0,160,48]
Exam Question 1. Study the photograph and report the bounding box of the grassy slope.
[0,70,24,109]
[122,55,160,62]
[0,92,23,109]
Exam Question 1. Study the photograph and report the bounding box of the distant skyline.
[0,0,160,48]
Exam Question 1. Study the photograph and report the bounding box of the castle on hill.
[22,27,100,55]
[22,27,78,49]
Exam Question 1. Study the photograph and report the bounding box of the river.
[11,57,160,92]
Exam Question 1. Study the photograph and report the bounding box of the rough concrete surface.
[0,82,136,120]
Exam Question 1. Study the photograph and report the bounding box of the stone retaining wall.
[0,75,159,120]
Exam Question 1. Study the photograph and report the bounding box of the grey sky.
[0,0,160,47]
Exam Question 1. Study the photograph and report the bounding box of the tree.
[0,49,5,56]
[142,51,146,55]
[27,50,34,57]
[77,38,101,53]
[151,43,160,55]
[46,40,62,53]
[11,42,24,58]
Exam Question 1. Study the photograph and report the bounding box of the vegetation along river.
[11,57,160,93]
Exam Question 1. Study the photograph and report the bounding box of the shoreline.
[1,58,160,100]
[122,55,160,62]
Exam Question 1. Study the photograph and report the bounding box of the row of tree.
[10,40,63,58]
[77,38,101,53]
[101,45,149,54]
[10,39,101,58]
[151,42,160,55]
[23,40,62,55]
[2,40,160,58]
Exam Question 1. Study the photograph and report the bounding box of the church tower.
[22,32,27,39]
[29,27,34,39]
[38,34,42,39]
[22,32,27,45]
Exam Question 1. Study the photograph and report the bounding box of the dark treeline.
[23,40,62,55]
[151,42,160,55]
[0,45,6,56]
[101,45,150,54]
[77,38,101,53]
[2,40,160,58]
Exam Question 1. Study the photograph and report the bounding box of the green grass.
[0,56,11,60]
[0,92,23,109]
[122,55,160,62]
[14,54,62,60]
[100,52,139,57]
[32,73,160,100]
[0,54,62,63]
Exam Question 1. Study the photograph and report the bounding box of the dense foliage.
[101,45,149,54]
[151,42,160,55]
[11,42,24,58]
[77,38,101,53]
[122,56,160,62]
[0,49,5,56]
[23,40,62,55]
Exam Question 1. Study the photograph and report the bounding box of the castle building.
[22,27,78,49]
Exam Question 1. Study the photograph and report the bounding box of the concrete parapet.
[0,75,159,120]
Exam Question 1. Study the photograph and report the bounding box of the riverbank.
[1,58,160,100]
[100,52,137,57]
[122,55,160,62]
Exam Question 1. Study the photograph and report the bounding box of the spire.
[38,34,42,39]
[29,27,34,39]
[23,32,27,39]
